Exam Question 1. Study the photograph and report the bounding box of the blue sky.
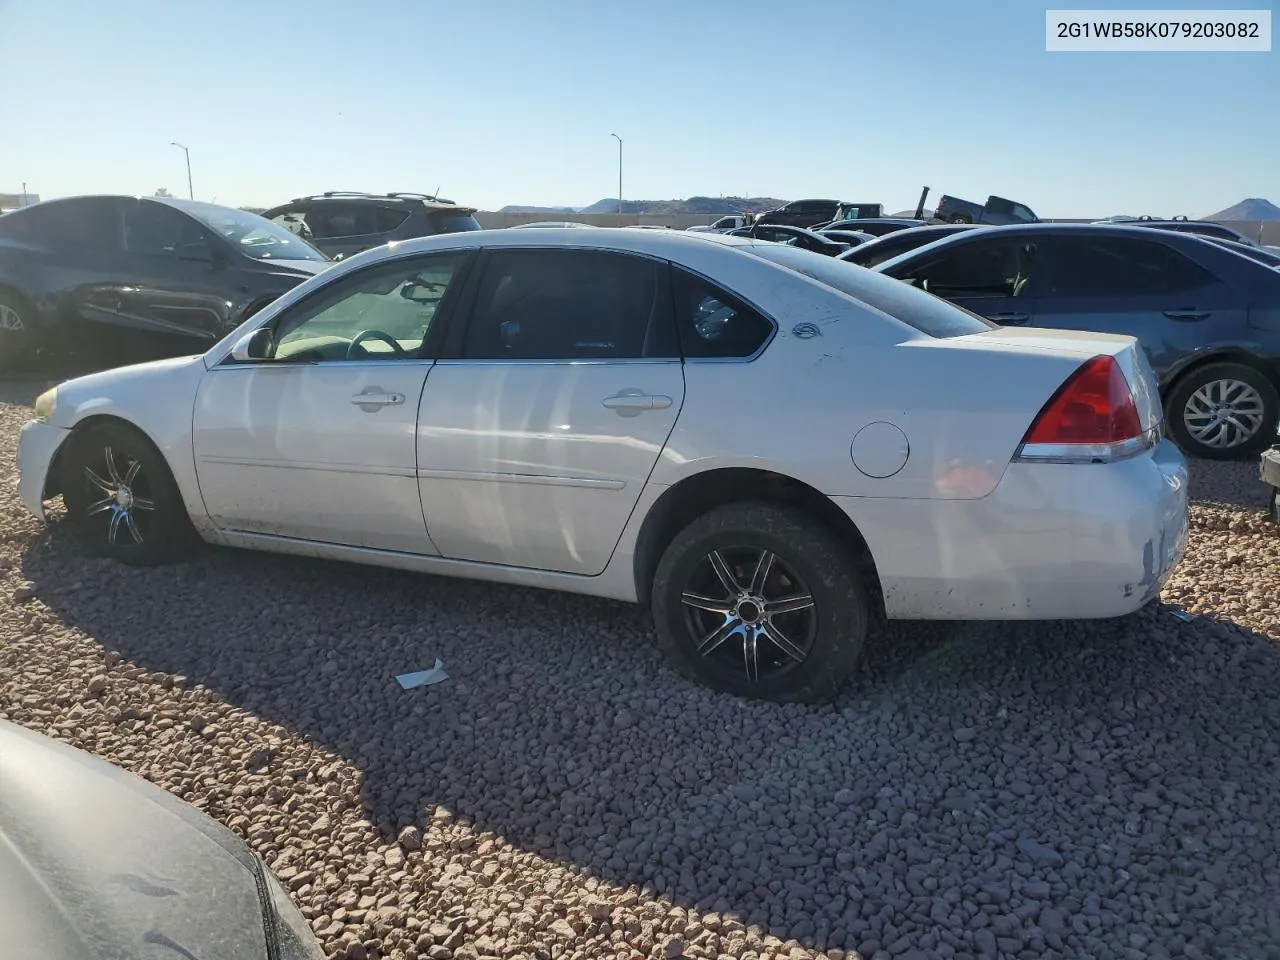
[1,0,1275,216]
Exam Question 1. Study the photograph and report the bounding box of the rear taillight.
[1015,355,1157,463]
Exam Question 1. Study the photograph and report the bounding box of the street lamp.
[169,142,193,200]
[610,133,622,216]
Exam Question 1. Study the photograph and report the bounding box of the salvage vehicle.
[0,718,324,960]
[687,215,756,233]
[874,223,1280,458]
[725,224,850,256]
[0,196,329,371]
[840,224,979,268]
[18,228,1188,703]
[263,191,481,260]
[934,194,1039,225]
[818,218,928,238]
[1111,217,1261,248]
[756,199,881,229]
[1262,443,1280,522]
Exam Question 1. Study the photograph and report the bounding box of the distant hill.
[573,196,785,216]
[1205,198,1280,221]
[497,204,582,214]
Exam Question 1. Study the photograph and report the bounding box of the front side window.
[672,269,774,358]
[125,202,207,256]
[460,249,672,360]
[267,253,467,362]
[167,199,325,261]
[912,239,1039,299]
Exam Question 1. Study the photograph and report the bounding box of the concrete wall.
[475,210,1280,245]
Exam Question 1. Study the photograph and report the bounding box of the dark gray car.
[262,192,482,260]
[0,719,323,960]
[874,223,1280,459]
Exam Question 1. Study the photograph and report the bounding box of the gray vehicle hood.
[0,719,268,960]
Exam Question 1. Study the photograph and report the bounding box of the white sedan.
[17,229,1189,702]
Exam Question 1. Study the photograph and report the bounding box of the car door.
[119,199,234,342]
[1031,235,1246,376]
[192,250,473,552]
[416,247,684,575]
[903,235,1043,325]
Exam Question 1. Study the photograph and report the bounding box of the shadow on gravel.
[21,514,1280,956]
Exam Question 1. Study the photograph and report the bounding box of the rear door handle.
[602,392,673,416]
[350,388,405,410]
[1163,309,1209,321]
[991,312,1030,324]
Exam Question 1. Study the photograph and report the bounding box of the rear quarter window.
[744,243,997,338]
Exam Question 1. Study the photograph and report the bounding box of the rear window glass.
[432,211,482,233]
[743,243,997,338]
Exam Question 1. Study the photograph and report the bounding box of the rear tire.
[60,421,201,566]
[1165,362,1279,460]
[949,213,973,224]
[651,501,869,703]
[0,290,36,372]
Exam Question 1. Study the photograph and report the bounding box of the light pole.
[169,142,193,199]
[610,133,622,216]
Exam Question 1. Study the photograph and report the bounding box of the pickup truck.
[934,194,1039,225]
[687,214,755,233]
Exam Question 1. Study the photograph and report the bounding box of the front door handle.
[350,388,405,411]
[991,312,1030,324]
[1163,309,1209,321]
[602,392,673,417]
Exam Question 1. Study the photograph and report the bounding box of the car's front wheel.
[0,290,35,372]
[651,502,869,703]
[60,421,200,566]
[1165,362,1279,460]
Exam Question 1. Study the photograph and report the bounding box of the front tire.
[60,421,200,566]
[1165,362,1279,460]
[651,502,869,703]
[0,290,35,372]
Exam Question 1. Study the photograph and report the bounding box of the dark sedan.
[840,223,980,268]
[0,718,324,960]
[0,196,329,371]
[726,224,849,256]
[874,223,1280,459]
[816,218,929,237]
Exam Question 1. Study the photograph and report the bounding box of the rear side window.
[745,243,997,338]
[1047,237,1219,297]
[2,198,123,250]
[672,269,775,359]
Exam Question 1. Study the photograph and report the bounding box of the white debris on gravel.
[2,382,1279,960]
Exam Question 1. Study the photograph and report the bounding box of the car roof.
[268,193,477,214]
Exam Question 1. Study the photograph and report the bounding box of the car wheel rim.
[1183,379,1266,449]
[0,304,23,332]
[680,547,817,683]
[81,445,156,547]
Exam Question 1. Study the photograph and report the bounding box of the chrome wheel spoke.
[748,550,775,595]
[123,512,144,545]
[103,446,124,484]
[0,305,23,332]
[86,495,116,516]
[84,466,115,496]
[123,459,142,486]
[131,496,156,512]
[107,509,126,546]
[708,550,742,595]
[765,593,815,615]
[743,629,760,682]
[762,620,808,664]
[697,616,741,657]
[681,591,733,615]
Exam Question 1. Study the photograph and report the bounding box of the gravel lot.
[2,379,1279,960]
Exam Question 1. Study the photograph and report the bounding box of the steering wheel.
[346,329,407,360]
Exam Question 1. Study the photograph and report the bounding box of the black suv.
[262,192,482,259]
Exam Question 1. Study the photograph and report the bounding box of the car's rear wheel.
[60,421,200,566]
[949,213,973,224]
[0,290,35,372]
[651,502,869,703]
[1165,362,1279,460]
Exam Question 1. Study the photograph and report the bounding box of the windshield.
[745,242,997,338]
[162,199,327,261]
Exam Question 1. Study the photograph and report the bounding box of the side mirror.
[230,327,274,362]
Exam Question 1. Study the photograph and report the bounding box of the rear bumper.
[16,420,70,521]
[840,439,1190,620]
